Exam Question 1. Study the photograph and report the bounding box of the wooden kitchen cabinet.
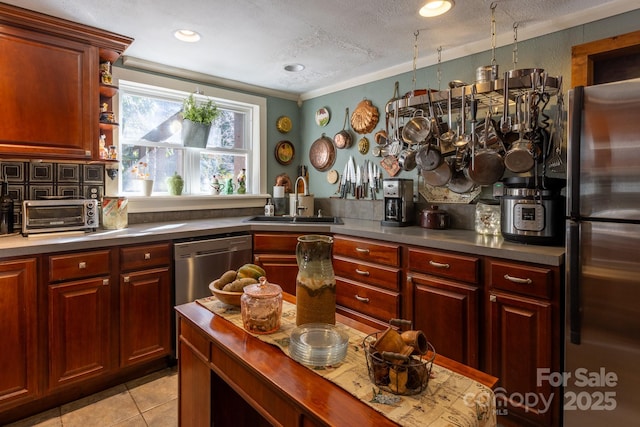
[407,247,480,368]
[333,235,401,330]
[47,250,114,389]
[253,232,306,295]
[119,243,172,367]
[0,257,39,411]
[0,3,132,161]
[485,258,561,427]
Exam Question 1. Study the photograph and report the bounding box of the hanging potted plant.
[181,93,220,148]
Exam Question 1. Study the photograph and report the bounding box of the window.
[116,77,262,197]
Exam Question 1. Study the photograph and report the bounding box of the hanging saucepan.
[309,133,336,172]
[415,140,442,171]
[334,107,353,149]
[504,94,535,173]
[466,102,505,186]
[402,109,432,145]
[421,161,452,187]
[398,144,417,171]
[448,168,476,194]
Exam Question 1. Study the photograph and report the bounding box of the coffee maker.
[381,178,414,227]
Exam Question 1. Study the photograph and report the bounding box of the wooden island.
[176,297,498,427]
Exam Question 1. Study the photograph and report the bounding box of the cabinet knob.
[490,294,497,303]
[355,247,370,254]
[78,261,86,269]
[144,252,151,260]
[102,279,109,286]
[355,268,370,276]
[429,260,450,269]
[504,274,532,284]
[355,294,370,303]
[124,276,130,283]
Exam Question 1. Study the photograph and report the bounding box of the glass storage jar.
[475,201,501,235]
[241,277,283,334]
[295,235,336,326]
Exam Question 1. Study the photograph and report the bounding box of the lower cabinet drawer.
[333,256,400,291]
[487,259,553,299]
[336,278,399,322]
[120,243,171,271]
[48,250,111,282]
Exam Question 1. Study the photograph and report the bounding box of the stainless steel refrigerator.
[565,78,640,426]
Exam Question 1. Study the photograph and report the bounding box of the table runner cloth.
[196,296,496,427]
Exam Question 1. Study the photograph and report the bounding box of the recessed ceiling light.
[419,0,454,17]
[284,63,305,72]
[174,29,201,43]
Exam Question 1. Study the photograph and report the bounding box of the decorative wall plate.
[315,107,330,127]
[326,169,339,184]
[275,140,295,165]
[276,116,292,133]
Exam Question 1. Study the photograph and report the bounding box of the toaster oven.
[22,199,99,235]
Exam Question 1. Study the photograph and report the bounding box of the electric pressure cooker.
[500,177,566,245]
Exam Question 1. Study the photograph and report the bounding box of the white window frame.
[111,67,268,213]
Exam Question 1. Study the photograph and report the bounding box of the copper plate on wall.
[309,134,336,172]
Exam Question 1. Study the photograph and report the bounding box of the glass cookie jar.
[241,277,283,335]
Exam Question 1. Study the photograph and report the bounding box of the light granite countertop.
[0,217,565,266]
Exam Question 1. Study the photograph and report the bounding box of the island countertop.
[0,216,564,266]
[176,297,498,426]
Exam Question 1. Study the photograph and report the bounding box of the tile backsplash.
[1,160,105,229]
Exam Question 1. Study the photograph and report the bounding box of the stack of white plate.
[289,323,349,367]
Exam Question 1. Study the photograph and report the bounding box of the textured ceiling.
[4,0,639,97]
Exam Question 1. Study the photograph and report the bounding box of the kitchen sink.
[245,215,343,224]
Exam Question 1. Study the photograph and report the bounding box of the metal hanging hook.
[437,46,442,91]
[412,31,420,91]
[490,3,497,65]
[512,22,519,70]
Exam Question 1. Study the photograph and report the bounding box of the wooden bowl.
[209,282,242,306]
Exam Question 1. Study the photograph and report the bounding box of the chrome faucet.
[293,176,309,217]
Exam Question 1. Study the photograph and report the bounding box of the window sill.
[123,194,269,213]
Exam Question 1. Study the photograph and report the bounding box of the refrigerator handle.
[569,86,584,219]
[568,220,581,344]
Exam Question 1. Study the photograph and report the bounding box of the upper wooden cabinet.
[572,29,640,87]
[0,3,132,160]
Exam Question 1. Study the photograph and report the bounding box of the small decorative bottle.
[295,235,336,326]
[99,134,109,160]
[237,168,247,194]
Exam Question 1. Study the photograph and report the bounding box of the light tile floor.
[7,367,178,427]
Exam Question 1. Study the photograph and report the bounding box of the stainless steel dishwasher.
[173,233,253,306]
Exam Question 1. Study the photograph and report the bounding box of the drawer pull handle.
[429,260,450,269]
[78,261,86,269]
[355,268,370,276]
[355,294,370,303]
[144,252,151,260]
[355,247,370,254]
[504,274,532,284]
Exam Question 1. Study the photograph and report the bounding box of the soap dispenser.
[264,198,274,216]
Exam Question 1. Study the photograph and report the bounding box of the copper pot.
[420,205,450,229]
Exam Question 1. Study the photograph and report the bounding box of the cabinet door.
[411,273,479,368]
[0,25,96,159]
[120,267,171,366]
[253,254,298,295]
[487,291,553,426]
[0,258,38,410]
[48,276,112,389]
